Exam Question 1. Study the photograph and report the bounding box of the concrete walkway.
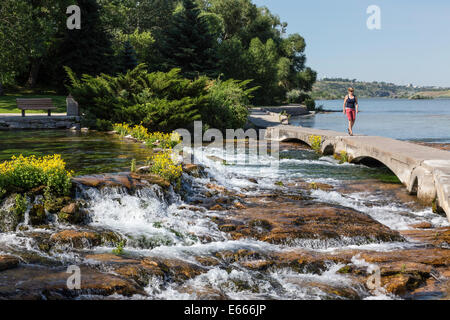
[265,125,450,222]
[248,108,283,128]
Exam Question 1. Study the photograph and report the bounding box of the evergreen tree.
[120,41,138,73]
[160,0,219,79]
[56,0,115,86]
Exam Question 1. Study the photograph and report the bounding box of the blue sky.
[253,0,450,87]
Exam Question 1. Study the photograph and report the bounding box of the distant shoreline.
[312,79,450,101]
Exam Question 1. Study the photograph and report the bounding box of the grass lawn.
[0,93,66,114]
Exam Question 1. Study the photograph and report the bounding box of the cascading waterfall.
[1,138,448,300]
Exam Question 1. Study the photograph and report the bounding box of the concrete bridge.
[265,125,450,222]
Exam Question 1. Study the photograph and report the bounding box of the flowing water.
[0,130,151,175]
[1,127,449,300]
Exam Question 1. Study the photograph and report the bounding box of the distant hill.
[311,78,450,100]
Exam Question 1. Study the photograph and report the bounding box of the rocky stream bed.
[0,139,449,300]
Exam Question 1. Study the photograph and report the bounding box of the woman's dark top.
[346,95,356,109]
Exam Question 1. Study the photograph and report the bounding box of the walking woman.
[343,87,358,136]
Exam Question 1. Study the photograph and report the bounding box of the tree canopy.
[0,0,316,105]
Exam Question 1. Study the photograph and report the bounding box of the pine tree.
[57,0,115,82]
[160,0,219,79]
[120,41,138,73]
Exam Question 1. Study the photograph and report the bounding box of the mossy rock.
[29,204,47,226]
[432,199,446,216]
[128,234,174,249]
[219,224,237,232]
[0,194,28,232]
[130,173,171,189]
[250,219,272,231]
[100,230,124,246]
[44,196,72,213]
[182,164,205,178]
[337,265,353,274]
[58,202,88,225]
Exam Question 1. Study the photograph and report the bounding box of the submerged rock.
[73,173,170,190]
[0,255,19,272]
[85,254,207,287]
[340,248,450,296]
[409,222,433,229]
[400,227,450,248]
[215,196,403,244]
[0,265,144,299]
[49,229,122,249]
[50,230,102,248]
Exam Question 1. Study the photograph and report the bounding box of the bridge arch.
[350,155,406,185]
[321,143,335,156]
[279,137,311,147]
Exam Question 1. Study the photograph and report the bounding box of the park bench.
[16,98,57,117]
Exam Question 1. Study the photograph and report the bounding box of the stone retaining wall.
[0,116,80,130]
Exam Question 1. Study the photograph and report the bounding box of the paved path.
[248,108,283,128]
[264,125,450,222]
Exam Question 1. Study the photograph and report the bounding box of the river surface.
[0,126,449,300]
[291,98,450,142]
[0,130,151,175]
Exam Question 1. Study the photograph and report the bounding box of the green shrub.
[286,90,311,104]
[14,194,28,219]
[95,119,113,132]
[286,89,301,103]
[113,124,181,149]
[147,151,182,182]
[66,64,256,132]
[304,98,316,111]
[309,135,322,153]
[0,155,73,196]
[333,151,349,164]
[112,240,126,255]
[66,65,208,131]
[125,97,202,133]
[113,123,130,137]
[203,79,256,131]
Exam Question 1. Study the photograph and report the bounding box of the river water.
[0,99,449,300]
[291,98,450,142]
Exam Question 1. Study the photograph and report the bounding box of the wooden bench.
[16,98,57,117]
